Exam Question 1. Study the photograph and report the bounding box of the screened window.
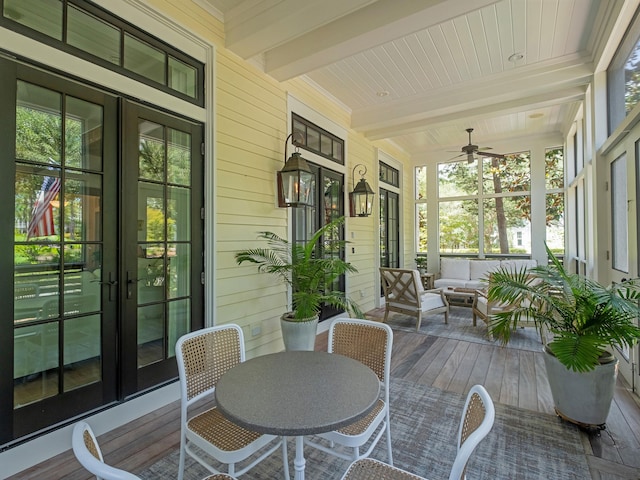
[415,166,427,253]
[437,153,532,255]
[545,147,565,257]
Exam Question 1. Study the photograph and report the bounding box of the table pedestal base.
[294,435,306,480]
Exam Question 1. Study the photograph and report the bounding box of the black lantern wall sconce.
[277,131,315,208]
[349,163,374,217]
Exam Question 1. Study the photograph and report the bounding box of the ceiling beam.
[365,88,586,141]
[224,0,377,60]
[353,58,593,138]
[263,0,499,81]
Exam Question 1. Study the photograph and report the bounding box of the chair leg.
[415,312,422,331]
[385,422,393,466]
[383,307,390,323]
[444,308,449,324]
[178,434,186,480]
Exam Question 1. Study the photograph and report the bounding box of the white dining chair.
[72,420,240,480]
[339,384,496,480]
[304,318,394,464]
[176,324,289,480]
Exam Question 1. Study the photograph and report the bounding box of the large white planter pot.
[280,314,319,351]
[543,348,618,428]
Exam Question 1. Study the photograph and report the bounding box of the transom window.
[1,0,204,105]
[292,113,344,164]
[379,161,399,187]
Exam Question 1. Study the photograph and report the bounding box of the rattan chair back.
[178,326,243,401]
[330,320,390,381]
[340,384,495,480]
[72,421,141,480]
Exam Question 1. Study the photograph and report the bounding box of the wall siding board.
[144,0,413,357]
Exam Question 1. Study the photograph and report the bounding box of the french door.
[604,131,638,388]
[1,60,203,445]
[380,188,399,269]
[292,165,345,321]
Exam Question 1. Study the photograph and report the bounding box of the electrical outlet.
[251,325,262,337]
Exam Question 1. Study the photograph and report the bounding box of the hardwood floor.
[8,309,640,480]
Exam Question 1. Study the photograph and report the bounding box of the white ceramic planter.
[543,348,618,427]
[280,314,319,351]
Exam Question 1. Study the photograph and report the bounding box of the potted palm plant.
[487,244,640,428]
[235,216,363,351]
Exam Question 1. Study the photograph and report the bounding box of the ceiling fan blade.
[447,152,465,161]
[477,151,505,159]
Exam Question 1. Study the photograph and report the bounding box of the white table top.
[215,350,380,436]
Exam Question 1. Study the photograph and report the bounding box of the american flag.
[26,175,61,240]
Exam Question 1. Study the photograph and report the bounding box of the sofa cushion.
[419,292,446,312]
[500,259,537,273]
[469,260,501,281]
[440,258,470,281]
[412,270,425,293]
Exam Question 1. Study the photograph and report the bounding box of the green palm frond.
[235,216,362,321]
[488,243,640,372]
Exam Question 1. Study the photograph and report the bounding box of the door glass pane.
[138,244,165,303]
[168,186,190,241]
[65,172,102,241]
[14,323,59,406]
[139,121,165,182]
[611,155,628,271]
[168,299,190,358]
[67,5,120,65]
[167,129,191,185]
[16,82,62,164]
[138,304,164,367]
[168,243,190,299]
[63,314,101,391]
[66,96,104,171]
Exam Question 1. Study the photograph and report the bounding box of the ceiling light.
[508,53,524,63]
[529,113,544,119]
[376,90,389,97]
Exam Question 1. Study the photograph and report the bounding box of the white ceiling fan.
[451,128,506,163]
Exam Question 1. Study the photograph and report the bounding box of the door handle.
[126,272,137,300]
[98,273,118,301]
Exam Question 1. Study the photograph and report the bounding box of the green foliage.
[235,217,363,321]
[487,244,640,372]
[435,148,564,255]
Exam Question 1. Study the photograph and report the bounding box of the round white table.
[215,350,380,480]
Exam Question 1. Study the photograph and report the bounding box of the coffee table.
[442,287,476,307]
[215,351,380,480]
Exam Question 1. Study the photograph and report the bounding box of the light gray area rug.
[385,306,546,353]
[139,378,589,480]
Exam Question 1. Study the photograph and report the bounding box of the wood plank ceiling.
[198,0,621,157]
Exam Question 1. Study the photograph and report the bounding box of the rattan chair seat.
[188,407,263,452]
[343,458,425,480]
[337,399,385,436]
